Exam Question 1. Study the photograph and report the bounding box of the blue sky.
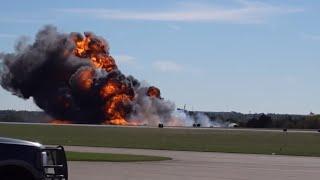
[0,0,320,114]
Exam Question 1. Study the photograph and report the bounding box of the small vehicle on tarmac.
[0,137,68,180]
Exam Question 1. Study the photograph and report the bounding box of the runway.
[65,146,320,180]
[1,121,319,134]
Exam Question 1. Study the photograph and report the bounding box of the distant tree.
[273,115,294,128]
[246,114,272,128]
[226,118,236,123]
[247,117,258,128]
[303,115,320,129]
[258,114,272,128]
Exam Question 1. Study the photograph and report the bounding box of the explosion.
[147,86,162,99]
[0,25,179,125]
[71,32,117,72]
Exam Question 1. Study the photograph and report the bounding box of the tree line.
[187,110,320,129]
[243,114,320,129]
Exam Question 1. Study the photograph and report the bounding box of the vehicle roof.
[0,137,43,148]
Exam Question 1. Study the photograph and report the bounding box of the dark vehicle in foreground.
[0,137,68,180]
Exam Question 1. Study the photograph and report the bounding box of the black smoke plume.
[0,25,178,125]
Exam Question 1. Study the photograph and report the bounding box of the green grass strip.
[1,124,320,157]
[66,151,171,162]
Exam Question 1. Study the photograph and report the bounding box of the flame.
[0,26,173,127]
[105,119,128,125]
[71,32,117,72]
[72,34,136,125]
[69,32,162,125]
[98,80,134,125]
[100,81,120,99]
[147,86,161,99]
[76,68,94,91]
[50,120,72,124]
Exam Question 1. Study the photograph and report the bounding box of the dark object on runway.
[158,123,164,128]
[193,123,201,128]
[0,137,68,180]
[317,129,320,132]
[283,128,287,132]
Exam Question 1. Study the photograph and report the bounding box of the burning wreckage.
[0,25,215,127]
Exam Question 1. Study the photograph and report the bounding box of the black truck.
[0,137,68,180]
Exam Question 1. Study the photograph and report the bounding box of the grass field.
[66,151,171,162]
[1,124,320,157]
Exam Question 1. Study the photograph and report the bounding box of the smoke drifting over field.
[0,25,216,127]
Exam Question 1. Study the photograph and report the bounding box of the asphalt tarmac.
[66,146,320,180]
[1,121,319,134]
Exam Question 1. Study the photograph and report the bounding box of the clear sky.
[0,0,319,114]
